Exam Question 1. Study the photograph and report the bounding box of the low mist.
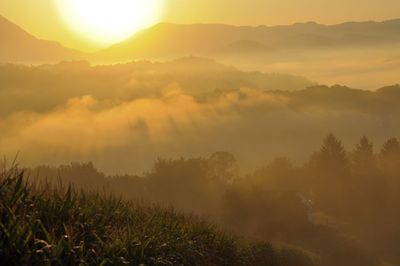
[23,133,400,266]
[1,60,399,174]
[1,59,400,265]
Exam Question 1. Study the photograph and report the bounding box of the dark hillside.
[0,169,313,266]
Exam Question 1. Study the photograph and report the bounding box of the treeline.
[0,168,313,266]
[230,134,400,266]
[0,59,310,116]
[25,134,400,266]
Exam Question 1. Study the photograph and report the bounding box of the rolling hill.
[0,15,82,63]
[95,19,400,61]
[0,169,314,266]
[2,15,400,65]
[0,58,312,115]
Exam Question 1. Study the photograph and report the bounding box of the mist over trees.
[0,60,400,175]
[0,58,311,116]
[0,45,399,266]
[2,7,400,266]
[23,134,400,266]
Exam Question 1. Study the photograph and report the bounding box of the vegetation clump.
[0,169,312,266]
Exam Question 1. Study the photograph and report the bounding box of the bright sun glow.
[55,0,164,46]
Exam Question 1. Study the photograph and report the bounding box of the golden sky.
[1,0,399,51]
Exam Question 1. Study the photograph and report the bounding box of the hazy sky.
[1,0,399,51]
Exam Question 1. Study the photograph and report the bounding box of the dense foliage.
[0,169,313,266]
[24,134,400,265]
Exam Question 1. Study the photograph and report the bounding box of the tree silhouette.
[351,136,377,177]
[380,137,400,179]
[380,138,400,158]
[306,134,350,216]
[208,151,238,184]
[309,134,349,178]
[251,157,298,191]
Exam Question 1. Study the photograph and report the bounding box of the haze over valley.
[2,15,400,89]
[1,3,400,265]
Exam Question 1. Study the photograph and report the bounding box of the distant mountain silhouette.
[95,19,400,61]
[0,57,313,115]
[2,15,400,64]
[0,15,82,63]
[212,40,270,56]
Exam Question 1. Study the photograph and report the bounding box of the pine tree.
[351,136,377,177]
[380,137,400,178]
[309,134,349,178]
[380,138,400,159]
[307,134,350,217]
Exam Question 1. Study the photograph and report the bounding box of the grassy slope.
[0,170,313,266]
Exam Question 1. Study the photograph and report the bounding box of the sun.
[55,0,164,46]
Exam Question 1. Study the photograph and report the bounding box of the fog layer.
[0,60,399,174]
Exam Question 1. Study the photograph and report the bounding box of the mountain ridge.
[2,15,400,63]
[94,18,400,62]
[0,14,83,63]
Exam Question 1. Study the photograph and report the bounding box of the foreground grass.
[0,169,313,265]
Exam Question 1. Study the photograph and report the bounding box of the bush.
[0,169,312,266]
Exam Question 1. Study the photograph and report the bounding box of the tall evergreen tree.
[309,134,349,178]
[307,134,350,217]
[380,138,400,159]
[380,137,400,178]
[351,136,377,177]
